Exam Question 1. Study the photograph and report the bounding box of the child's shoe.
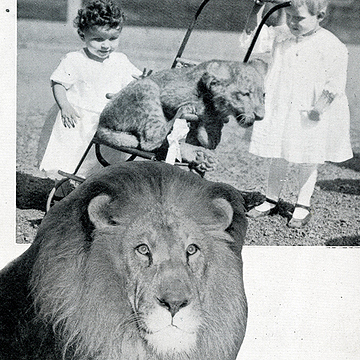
[246,197,279,219]
[287,204,312,228]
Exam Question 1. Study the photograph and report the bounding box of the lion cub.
[98,59,266,169]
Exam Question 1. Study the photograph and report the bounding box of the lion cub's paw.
[173,102,198,121]
[194,150,218,172]
[180,143,218,172]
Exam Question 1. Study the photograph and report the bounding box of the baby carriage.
[46,0,291,212]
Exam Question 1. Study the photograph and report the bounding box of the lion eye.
[186,244,199,256]
[136,244,150,256]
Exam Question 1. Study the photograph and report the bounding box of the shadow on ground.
[16,172,54,212]
[317,178,360,195]
[325,235,360,247]
[334,152,360,172]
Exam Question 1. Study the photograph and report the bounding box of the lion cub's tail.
[96,127,139,149]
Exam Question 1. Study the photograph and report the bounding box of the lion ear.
[248,58,268,76]
[207,183,247,251]
[212,198,234,231]
[206,61,232,80]
[207,62,231,80]
[202,61,232,89]
[88,194,114,229]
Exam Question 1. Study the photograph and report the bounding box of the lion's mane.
[0,162,248,360]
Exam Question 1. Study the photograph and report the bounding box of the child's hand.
[308,109,321,122]
[308,90,336,121]
[61,105,80,128]
[307,90,335,122]
[132,68,153,80]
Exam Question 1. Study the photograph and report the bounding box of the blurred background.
[17,0,360,43]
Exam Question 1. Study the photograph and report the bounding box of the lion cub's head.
[193,59,267,149]
[201,60,267,128]
[32,162,247,360]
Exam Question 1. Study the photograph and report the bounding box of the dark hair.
[74,0,125,36]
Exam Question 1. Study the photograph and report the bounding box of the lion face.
[203,60,266,127]
[117,215,206,355]
[194,60,266,149]
[31,162,248,360]
[208,60,266,127]
[88,190,244,358]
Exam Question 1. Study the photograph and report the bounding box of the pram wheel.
[46,178,76,213]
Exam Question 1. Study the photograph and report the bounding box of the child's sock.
[292,163,318,219]
[264,158,289,205]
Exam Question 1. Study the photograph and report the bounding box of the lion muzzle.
[157,290,191,318]
[137,265,200,355]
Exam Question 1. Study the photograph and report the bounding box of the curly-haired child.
[39,0,142,179]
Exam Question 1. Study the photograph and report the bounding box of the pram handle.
[243,1,291,63]
[171,0,212,68]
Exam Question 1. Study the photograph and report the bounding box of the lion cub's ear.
[202,61,232,89]
[88,194,115,229]
[206,61,232,81]
[212,198,234,231]
[248,58,268,76]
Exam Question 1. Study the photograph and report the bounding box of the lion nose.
[157,295,190,317]
[254,105,265,121]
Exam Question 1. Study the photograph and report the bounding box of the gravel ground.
[15,20,360,246]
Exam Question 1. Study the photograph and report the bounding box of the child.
[242,0,353,228]
[39,0,142,179]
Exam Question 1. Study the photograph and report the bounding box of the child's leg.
[256,157,288,211]
[293,163,318,219]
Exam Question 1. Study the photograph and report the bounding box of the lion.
[0,162,248,360]
[97,59,266,170]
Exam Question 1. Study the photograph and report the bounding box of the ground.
[15,20,360,246]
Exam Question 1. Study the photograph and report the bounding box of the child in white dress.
[241,0,353,227]
[39,0,142,179]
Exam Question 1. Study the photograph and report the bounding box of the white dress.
[244,25,353,164]
[39,49,141,179]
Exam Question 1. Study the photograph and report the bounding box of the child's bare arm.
[52,81,80,128]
